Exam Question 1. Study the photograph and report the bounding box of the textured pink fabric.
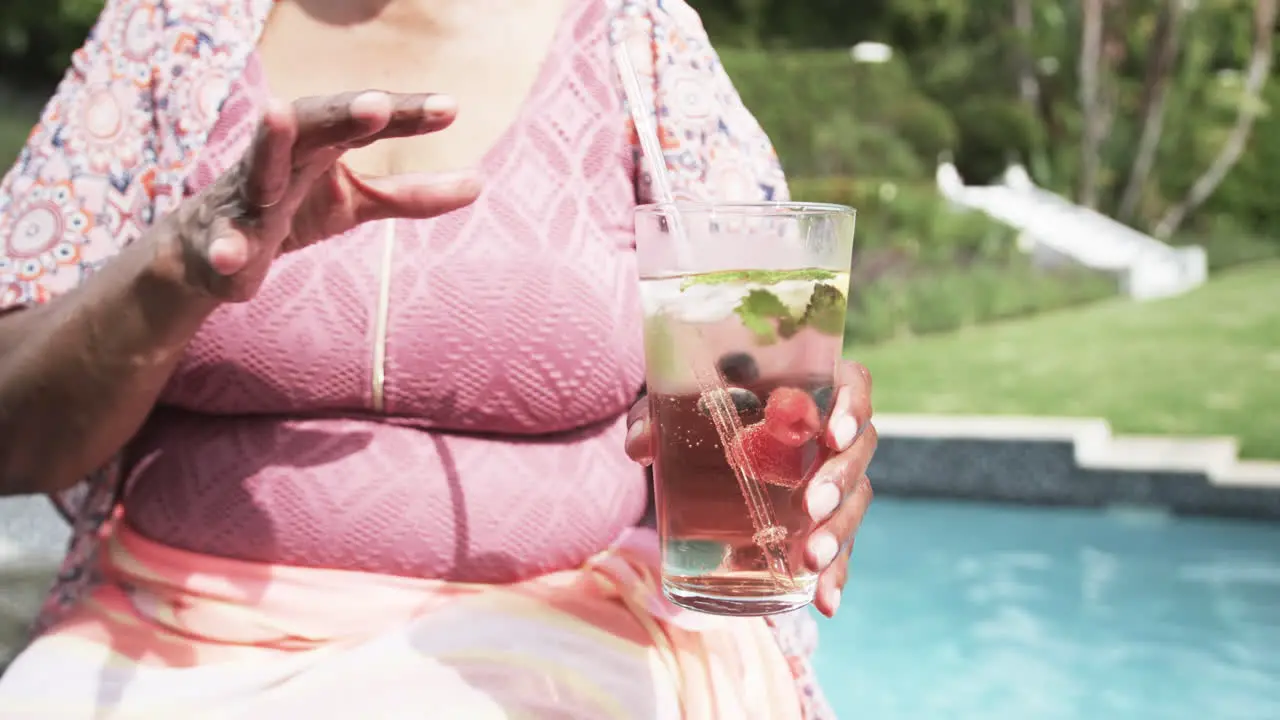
[124,0,650,581]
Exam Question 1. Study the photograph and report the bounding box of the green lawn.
[850,261,1280,459]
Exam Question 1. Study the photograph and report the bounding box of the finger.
[344,93,459,150]
[840,359,872,394]
[626,395,649,428]
[625,399,653,466]
[808,474,872,618]
[806,422,877,523]
[349,168,483,223]
[292,92,459,159]
[825,361,873,453]
[806,472,872,573]
[813,533,856,618]
[206,230,252,276]
[288,146,346,198]
[290,91,394,159]
[242,99,298,211]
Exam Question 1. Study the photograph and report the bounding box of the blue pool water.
[813,498,1280,719]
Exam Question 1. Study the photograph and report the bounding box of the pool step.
[870,415,1280,518]
[1221,459,1280,487]
[1082,435,1240,479]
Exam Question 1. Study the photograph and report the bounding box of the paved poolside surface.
[0,496,70,667]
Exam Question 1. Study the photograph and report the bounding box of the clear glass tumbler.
[635,202,856,616]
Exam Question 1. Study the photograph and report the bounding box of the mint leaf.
[682,268,836,290]
[801,283,848,336]
[725,278,848,346]
[735,289,791,344]
[777,316,802,339]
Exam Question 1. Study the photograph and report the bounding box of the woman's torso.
[122,0,650,582]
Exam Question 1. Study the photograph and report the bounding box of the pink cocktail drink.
[636,203,855,616]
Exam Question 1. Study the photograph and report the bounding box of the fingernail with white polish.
[626,420,653,465]
[350,91,392,114]
[827,587,842,613]
[626,419,646,445]
[807,482,841,521]
[831,412,859,452]
[808,532,839,569]
[423,94,457,114]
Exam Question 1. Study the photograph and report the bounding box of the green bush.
[836,123,927,179]
[789,176,1019,265]
[844,282,901,346]
[887,98,960,167]
[952,98,1044,185]
[721,49,957,180]
[1175,78,1280,252]
[720,50,858,178]
[970,266,1037,322]
[804,111,925,178]
[845,262,1117,346]
[904,274,969,334]
[797,176,1119,345]
[927,263,1115,332]
[1174,216,1280,271]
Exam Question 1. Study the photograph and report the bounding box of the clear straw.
[611,44,691,266]
[612,42,794,584]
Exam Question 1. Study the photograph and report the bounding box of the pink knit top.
[123,0,649,581]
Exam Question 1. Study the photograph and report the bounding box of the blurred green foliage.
[1,0,1277,349]
[5,0,1279,239]
[0,0,103,89]
[787,177,1118,344]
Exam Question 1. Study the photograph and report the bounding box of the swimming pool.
[814,498,1280,719]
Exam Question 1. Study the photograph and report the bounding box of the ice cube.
[673,283,750,324]
[771,279,818,317]
[639,277,684,317]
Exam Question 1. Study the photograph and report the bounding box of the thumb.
[625,400,653,466]
[346,167,483,223]
[205,230,253,276]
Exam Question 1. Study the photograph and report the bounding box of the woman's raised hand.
[166,92,481,302]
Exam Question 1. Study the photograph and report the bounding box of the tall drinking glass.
[636,202,856,616]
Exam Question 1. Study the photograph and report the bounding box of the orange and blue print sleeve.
[0,0,163,312]
[627,0,790,205]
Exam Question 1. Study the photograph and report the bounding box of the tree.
[1076,0,1107,208]
[1153,0,1279,238]
[1012,0,1042,111]
[1116,0,1187,223]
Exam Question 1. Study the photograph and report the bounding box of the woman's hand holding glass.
[625,360,875,618]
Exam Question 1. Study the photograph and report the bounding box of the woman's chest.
[163,4,645,432]
[256,0,573,177]
[167,128,642,433]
